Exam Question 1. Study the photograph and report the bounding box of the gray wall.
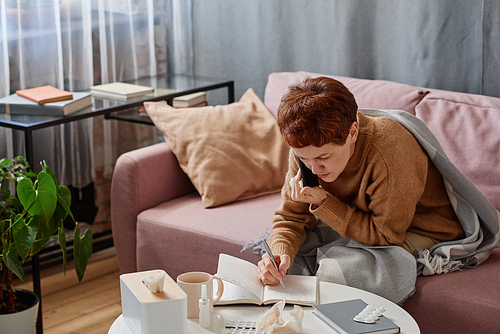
[191,0,500,101]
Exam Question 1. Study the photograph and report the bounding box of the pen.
[263,239,286,289]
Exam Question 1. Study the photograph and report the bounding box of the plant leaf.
[57,186,74,223]
[3,243,26,282]
[41,161,59,188]
[17,171,57,225]
[25,171,37,178]
[13,215,36,259]
[16,177,35,210]
[27,216,40,249]
[31,215,57,255]
[58,226,67,274]
[74,227,93,282]
[57,185,71,206]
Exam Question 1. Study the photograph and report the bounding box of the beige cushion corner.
[144,88,289,208]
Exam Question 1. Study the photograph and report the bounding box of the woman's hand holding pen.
[258,253,291,286]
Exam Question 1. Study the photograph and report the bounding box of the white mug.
[176,272,224,319]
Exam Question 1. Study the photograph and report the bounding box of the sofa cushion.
[264,71,427,116]
[144,88,289,208]
[136,192,282,278]
[415,89,500,211]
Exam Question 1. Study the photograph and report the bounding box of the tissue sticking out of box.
[142,270,166,293]
[256,300,304,334]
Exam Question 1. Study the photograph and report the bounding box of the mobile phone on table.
[298,159,319,187]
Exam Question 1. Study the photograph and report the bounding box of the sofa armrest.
[111,142,196,273]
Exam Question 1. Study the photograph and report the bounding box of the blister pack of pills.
[353,304,386,324]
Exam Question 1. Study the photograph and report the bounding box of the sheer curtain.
[0,0,193,188]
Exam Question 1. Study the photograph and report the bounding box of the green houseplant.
[0,156,92,315]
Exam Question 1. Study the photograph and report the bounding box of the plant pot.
[0,289,39,334]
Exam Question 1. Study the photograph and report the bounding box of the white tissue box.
[120,270,187,334]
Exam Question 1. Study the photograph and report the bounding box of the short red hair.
[277,77,358,148]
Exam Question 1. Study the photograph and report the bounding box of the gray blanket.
[244,109,500,305]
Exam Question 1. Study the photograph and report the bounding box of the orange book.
[16,85,73,104]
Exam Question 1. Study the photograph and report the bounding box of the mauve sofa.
[111,71,500,333]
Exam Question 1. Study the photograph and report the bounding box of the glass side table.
[0,73,234,334]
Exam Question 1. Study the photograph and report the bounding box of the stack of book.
[138,91,208,117]
[0,85,92,116]
[172,92,207,108]
[90,82,154,100]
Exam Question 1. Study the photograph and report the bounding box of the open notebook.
[215,254,318,306]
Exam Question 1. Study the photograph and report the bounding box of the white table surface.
[109,281,420,334]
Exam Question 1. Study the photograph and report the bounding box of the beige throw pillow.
[144,88,289,208]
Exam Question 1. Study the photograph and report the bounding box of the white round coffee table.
[109,281,420,333]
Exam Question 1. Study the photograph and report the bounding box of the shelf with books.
[0,92,92,116]
[0,74,233,334]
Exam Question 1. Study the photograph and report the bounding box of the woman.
[258,77,464,286]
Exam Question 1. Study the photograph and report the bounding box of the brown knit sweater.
[268,112,464,264]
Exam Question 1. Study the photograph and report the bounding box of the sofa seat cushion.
[264,71,427,116]
[403,248,500,333]
[415,89,500,211]
[136,192,282,279]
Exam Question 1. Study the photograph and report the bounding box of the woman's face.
[292,122,358,183]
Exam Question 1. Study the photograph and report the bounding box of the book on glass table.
[90,82,154,100]
[172,91,207,107]
[313,299,400,334]
[214,253,318,306]
[0,92,91,116]
[173,100,207,108]
[16,85,73,104]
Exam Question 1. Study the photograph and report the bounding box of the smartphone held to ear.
[298,160,320,187]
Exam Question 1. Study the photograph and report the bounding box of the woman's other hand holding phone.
[289,169,327,207]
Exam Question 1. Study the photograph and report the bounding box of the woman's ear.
[349,122,359,142]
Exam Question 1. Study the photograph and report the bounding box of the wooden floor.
[14,247,122,334]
